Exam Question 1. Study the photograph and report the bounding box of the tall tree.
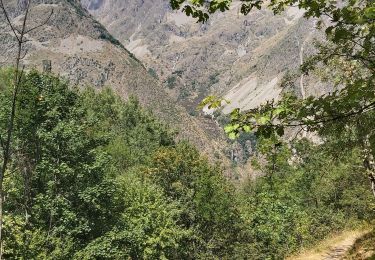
[1,71,120,258]
[0,1,53,257]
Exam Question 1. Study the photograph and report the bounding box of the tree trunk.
[0,1,32,257]
[363,135,375,199]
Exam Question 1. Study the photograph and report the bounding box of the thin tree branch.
[0,133,4,152]
[21,39,31,44]
[20,49,29,60]
[20,0,31,40]
[246,100,375,129]
[0,0,20,42]
[290,127,305,143]
[24,8,54,34]
[370,174,375,198]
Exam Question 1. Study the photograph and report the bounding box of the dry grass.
[287,229,372,260]
[345,229,375,260]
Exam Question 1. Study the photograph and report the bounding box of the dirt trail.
[287,229,370,260]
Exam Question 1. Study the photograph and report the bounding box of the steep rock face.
[0,0,228,160]
[81,0,322,114]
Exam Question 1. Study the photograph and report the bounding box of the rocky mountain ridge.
[0,0,229,163]
[0,0,329,178]
[78,0,330,177]
[81,0,325,115]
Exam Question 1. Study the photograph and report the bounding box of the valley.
[0,0,373,258]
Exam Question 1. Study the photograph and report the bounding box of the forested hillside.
[0,0,374,259]
[0,70,373,259]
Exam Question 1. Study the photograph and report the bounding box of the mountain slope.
[81,0,322,114]
[0,0,228,159]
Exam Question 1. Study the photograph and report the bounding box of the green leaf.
[258,116,269,125]
[228,132,237,139]
[224,125,234,133]
[243,125,252,133]
[364,7,375,19]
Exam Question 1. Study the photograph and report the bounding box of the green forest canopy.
[0,70,373,258]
